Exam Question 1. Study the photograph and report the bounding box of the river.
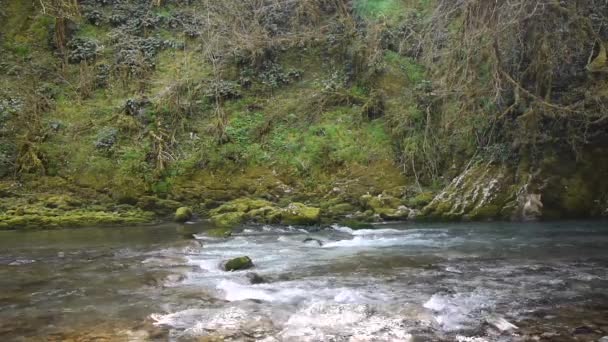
[0,221,607,341]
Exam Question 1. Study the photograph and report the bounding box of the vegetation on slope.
[0,0,607,228]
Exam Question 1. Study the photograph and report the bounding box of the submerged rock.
[302,237,324,246]
[174,207,193,223]
[485,316,518,331]
[223,256,254,271]
[246,272,266,284]
[572,326,595,335]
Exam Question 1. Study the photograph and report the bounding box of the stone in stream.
[246,272,266,284]
[302,237,324,246]
[572,325,595,335]
[174,207,193,223]
[223,256,254,272]
[598,336,608,342]
[485,315,518,331]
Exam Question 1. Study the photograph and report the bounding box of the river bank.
[2,154,608,231]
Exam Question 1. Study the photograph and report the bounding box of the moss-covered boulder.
[407,192,435,209]
[325,202,356,218]
[211,211,245,228]
[137,196,182,216]
[248,206,282,223]
[281,203,320,225]
[209,198,274,216]
[0,209,155,230]
[174,207,193,223]
[376,206,412,220]
[223,256,254,271]
[206,227,233,238]
[360,194,402,211]
[357,194,410,220]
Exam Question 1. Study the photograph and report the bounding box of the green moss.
[174,207,193,222]
[407,192,435,209]
[560,175,594,217]
[248,206,282,223]
[325,203,356,217]
[223,256,253,271]
[466,205,501,221]
[210,198,273,216]
[206,227,233,238]
[360,194,401,212]
[281,203,320,225]
[0,209,154,230]
[211,212,245,228]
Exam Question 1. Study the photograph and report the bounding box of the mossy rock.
[0,209,154,230]
[466,205,502,221]
[206,227,233,238]
[376,207,411,220]
[174,207,193,223]
[43,195,83,210]
[281,203,320,225]
[209,198,274,216]
[360,194,401,212]
[211,211,245,228]
[407,192,435,209]
[137,196,182,216]
[223,256,253,271]
[325,203,356,217]
[248,206,282,223]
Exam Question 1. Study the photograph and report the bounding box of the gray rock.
[302,237,324,246]
[246,272,266,284]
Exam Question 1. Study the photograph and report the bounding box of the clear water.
[0,221,607,341]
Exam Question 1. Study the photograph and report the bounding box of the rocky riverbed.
[0,221,607,341]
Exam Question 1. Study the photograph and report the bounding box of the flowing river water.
[0,221,607,341]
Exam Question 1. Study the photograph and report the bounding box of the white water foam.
[217,280,309,303]
[279,302,413,341]
[423,289,497,331]
[323,235,444,248]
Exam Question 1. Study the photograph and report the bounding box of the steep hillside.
[1,0,607,229]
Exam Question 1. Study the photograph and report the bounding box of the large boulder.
[174,207,193,223]
[248,206,282,223]
[223,256,254,271]
[281,203,320,225]
[325,202,356,218]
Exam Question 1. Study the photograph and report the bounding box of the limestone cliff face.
[421,146,608,221]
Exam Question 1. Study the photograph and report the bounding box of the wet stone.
[246,272,266,284]
[573,326,595,335]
